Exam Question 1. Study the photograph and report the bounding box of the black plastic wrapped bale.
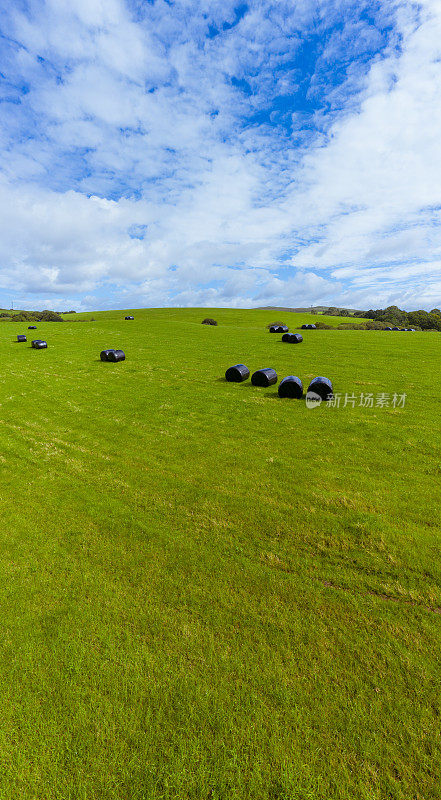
[309,324,317,329]
[282,333,303,343]
[100,349,115,361]
[385,327,392,331]
[225,364,250,382]
[28,325,37,330]
[278,375,303,399]
[392,327,399,331]
[301,324,308,329]
[125,316,134,320]
[279,325,289,332]
[251,368,277,387]
[307,376,333,400]
[32,340,47,349]
[269,325,279,333]
[106,349,125,362]
[17,334,27,342]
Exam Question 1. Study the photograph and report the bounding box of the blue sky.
[1,0,440,311]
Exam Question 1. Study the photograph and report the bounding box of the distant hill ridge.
[256,306,362,314]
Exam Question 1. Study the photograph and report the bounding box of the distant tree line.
[0,309,63,322]
[325,307,351,316]
[359,305,441,330]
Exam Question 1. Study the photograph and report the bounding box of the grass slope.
[0,308,440,800]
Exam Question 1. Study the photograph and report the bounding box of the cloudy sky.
[1,0,441,311]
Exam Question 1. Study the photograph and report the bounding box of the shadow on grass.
[216,380,299,396]
[264,389,305,400]
[215,378,255,387]
[92,359,125,364]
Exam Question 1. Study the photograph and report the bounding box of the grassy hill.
[0,307,439,799]
[63,306,367,326]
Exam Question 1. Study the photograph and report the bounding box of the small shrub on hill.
[337,321,390,330]
[11,311,39,322]
[39,310,63,322]
[365,321,389,330]
[266,321,286,329]
[11,309,63,322]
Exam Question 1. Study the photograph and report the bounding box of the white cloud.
[1,0,441,310]
[290,0,441,287]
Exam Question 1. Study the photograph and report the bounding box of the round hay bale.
[269,325,280,333]
[225,364,250,382]
[251,368,277,387]
[307,376,333,400]
[392,327,400,331]
[125,316,134,320]
[17,334,27,342]
[385,327,392,331]
[282,333,303,343]
[100,349,115,361]
[106,349,125,362]
[28,325,37,330]
[301,324,308,329]
[31,340,47,349]
[278,325,289,332]
[278,375,303,398]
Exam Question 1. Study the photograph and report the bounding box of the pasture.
[0,307,439,800]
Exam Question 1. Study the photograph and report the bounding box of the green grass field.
[0,307,440,800]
